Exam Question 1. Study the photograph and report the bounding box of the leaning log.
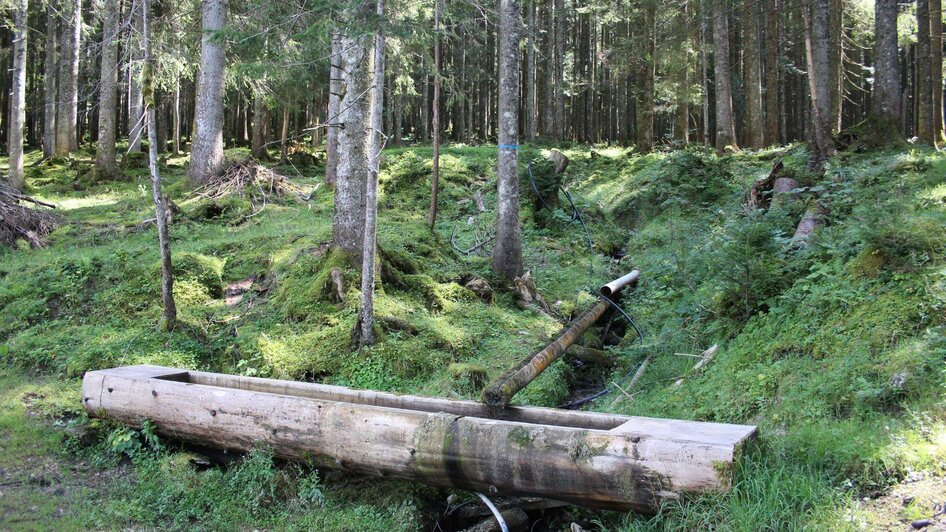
[82,365,757,512]
[482,271,640,411]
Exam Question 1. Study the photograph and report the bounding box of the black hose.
[600,294,644,346]
[527,161,554,213]
[527,160,594,252]
[560,186,594,250]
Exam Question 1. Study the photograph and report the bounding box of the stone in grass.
[911,519,932,529]
[464,276,493,303]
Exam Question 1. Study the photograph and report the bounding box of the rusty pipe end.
[600,270,640,297]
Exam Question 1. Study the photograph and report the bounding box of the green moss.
[508,426,532,449]
[171,252,225,298]
[2,145,946,530]
[273,247,354,321]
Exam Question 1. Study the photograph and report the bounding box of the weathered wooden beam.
[482,270,640,411]
[82,365,757,512]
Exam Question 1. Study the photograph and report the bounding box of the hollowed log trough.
[82,365,756,512]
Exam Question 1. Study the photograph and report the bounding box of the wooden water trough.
[82,365,756,512]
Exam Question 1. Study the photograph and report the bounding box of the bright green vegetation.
[1,144,944,530]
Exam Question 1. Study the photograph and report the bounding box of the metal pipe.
[482,270,640,411]
[599,269,640,297]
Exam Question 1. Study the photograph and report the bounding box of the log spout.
[82,365,756,512]
[482,270,640,411]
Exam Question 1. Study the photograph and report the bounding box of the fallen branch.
[451,223,495,256]
[191,157,305,203]
[0,182,59,248]
[672,344,719,387]
[609,355,652,408]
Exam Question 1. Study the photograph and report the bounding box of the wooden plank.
[82,366,757,512]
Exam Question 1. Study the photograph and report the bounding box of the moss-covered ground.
[1,142,944,530]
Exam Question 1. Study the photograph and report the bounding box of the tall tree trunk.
[525,0,537,142]
[128,3,144,153]
[803,0,836,170]
[357,0,385,348]
[43,5,58,159]
[828,0,842,132]
[917,0,934,143]
[251,94,269,160]
[142,0,177,330]
[636,1,656,151]
[394,91,403,144]
[701,3,710,146]
[764,0,780,145]
[553,0,565,139]
[325,33,342,187]
[6,0,27,190]
[543,0,555,138]
[420,70,429,141]
[869,0,902,135]
[712,0,737,152]
[96,0,120,178]
[674,1,691,144]
[280,105,290,163]
[493,0,523,280]
[744,0,764,148]
[428,0,442,229]
[173,79,181,155]
[931,0,943,144]
[332,0,374,264]
[187,0,227,182]
[55,0,81,155]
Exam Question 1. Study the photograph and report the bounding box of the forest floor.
[0,142,944,530]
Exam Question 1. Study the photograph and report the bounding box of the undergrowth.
[1,143,944,530]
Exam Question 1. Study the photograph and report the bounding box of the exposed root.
[0,182,58,248]
[192,157,306,203]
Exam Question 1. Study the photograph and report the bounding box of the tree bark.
[55,0,81,155]
[493,0,523,281]
[712,0,738,152]
[701,5,710,145]
[543,0,555,138]
[636,1,656,151]
[553,0,565,139]
[932,0,943,144]
[187,0,228,183]
[279,105,290,164]
[96,0,121,178]
[141,0,177,330]
[870,0,902,132]
[428,0,442,229]
[803,0,836,170]
[173,79,181,155]
[744,0,764,148]
[43,5,58,159]
[325,33,342,187]
[828,0,842,132]
[332,0,374,264]
[6,0,27,190]
[357,0,385,348]
[918,0,934,143]
[251,94,269,160]
[128,4,144,153]
[525,0,537,142]
[764,0,780,145]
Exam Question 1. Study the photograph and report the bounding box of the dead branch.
[672,344,719,387]
[191,157,306,203]
[0,182,59,248]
